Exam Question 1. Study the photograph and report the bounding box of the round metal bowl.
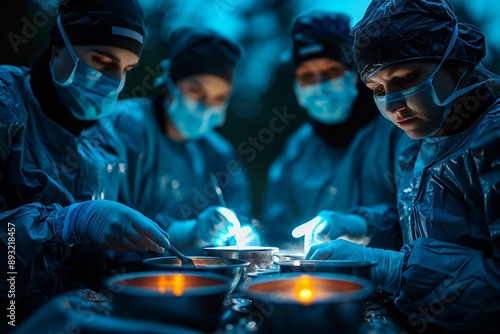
[104,271,232,333]
[244,273,374,334]
[203,246,279,275]
[143,256,249,295]
[273,250,306,263]
[277,260,377,281]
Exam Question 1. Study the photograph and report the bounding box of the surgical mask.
[373,25,489,137]
[50,16,124,121]
[295,70,359,124]
[165,78,227,140]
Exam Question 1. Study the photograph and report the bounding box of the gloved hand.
[59,200,170,253]
[235,224,262,246]
[294,211,368,241]
[167,206,238,248]
[307,239,403,293]
[293,211,368,253]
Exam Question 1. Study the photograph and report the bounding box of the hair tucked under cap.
[292,11,354,68]
[167,26,241,84]
[49,0,145,56]
[352,0,486,82]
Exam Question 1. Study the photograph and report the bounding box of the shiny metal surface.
[244,273,374,334]
[277,260,377,281]
[104,271,232,333]
[143,256,249,295]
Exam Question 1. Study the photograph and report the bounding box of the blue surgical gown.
[0,66,125,309]
[393,101,500,330]
[260,115,403,250]
[110,97,252,229]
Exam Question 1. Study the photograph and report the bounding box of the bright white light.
[292,216,322,238]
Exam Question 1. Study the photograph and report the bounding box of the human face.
[295,57,349,87]
[51,45,139,83]
[175,74,232,108]
[365,62,459,138]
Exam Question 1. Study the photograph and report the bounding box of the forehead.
[178,74,232,91]
[296,57,345,71]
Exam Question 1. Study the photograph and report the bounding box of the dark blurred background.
[2,0,499,216]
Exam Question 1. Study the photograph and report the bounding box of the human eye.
[91,56,112,70]
[324,67,344,79]
[298,72,314,85]
[396,73,416,87]
[372,85,386,96]
[188,85,203,96]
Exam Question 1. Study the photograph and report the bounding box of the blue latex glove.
[307,239,403,293]
[293,211,368,240]
[168,206,238,248]
[57,200,170,253]
[235,224,262,246]
[293,211,368,253]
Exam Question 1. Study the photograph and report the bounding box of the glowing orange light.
[295,275,314,304]
[157,274,185,296]
[171,274,185,296]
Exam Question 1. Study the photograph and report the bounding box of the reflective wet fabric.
[0,66,125,311]
[261,116,403,250]
[351,0,486,82]
[111,97,252,226]
[394,101,500,330]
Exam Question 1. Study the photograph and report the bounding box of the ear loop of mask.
[53,15,79,86]
[431,24,500,106]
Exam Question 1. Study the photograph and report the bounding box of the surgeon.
[308,0,500,331]
[0,0,170,328]
[261,11,403,251]
[110,26,259,255]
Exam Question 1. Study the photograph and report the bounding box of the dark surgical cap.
[292,11,354,68]
[351,0,486,82]
[49,0,145,57]
[167,26,242,84]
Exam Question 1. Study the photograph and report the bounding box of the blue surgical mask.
[50,16,124,121]
[295,70,359,124]
[373,25,490,137]
[165,78,227,140]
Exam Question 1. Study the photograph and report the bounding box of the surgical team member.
[111,26,259,254]
[261,12,403,251]
[0,0,170,327]
[308,0,500,331]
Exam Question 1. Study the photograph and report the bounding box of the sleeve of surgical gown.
[0,68,70,299]
[1,201,71,300]
[394,127,500,331]
[350,204,402,251]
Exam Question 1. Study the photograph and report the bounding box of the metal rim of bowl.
[104,271,233,297]
[203,246,279,253]
[244,272,374,304]
[276,260,378,268]
[143,256,250,269]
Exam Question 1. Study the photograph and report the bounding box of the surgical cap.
[167,27,241,84]
[292,11,354,68]
[352,0,486,82]
[49,0,145,56]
